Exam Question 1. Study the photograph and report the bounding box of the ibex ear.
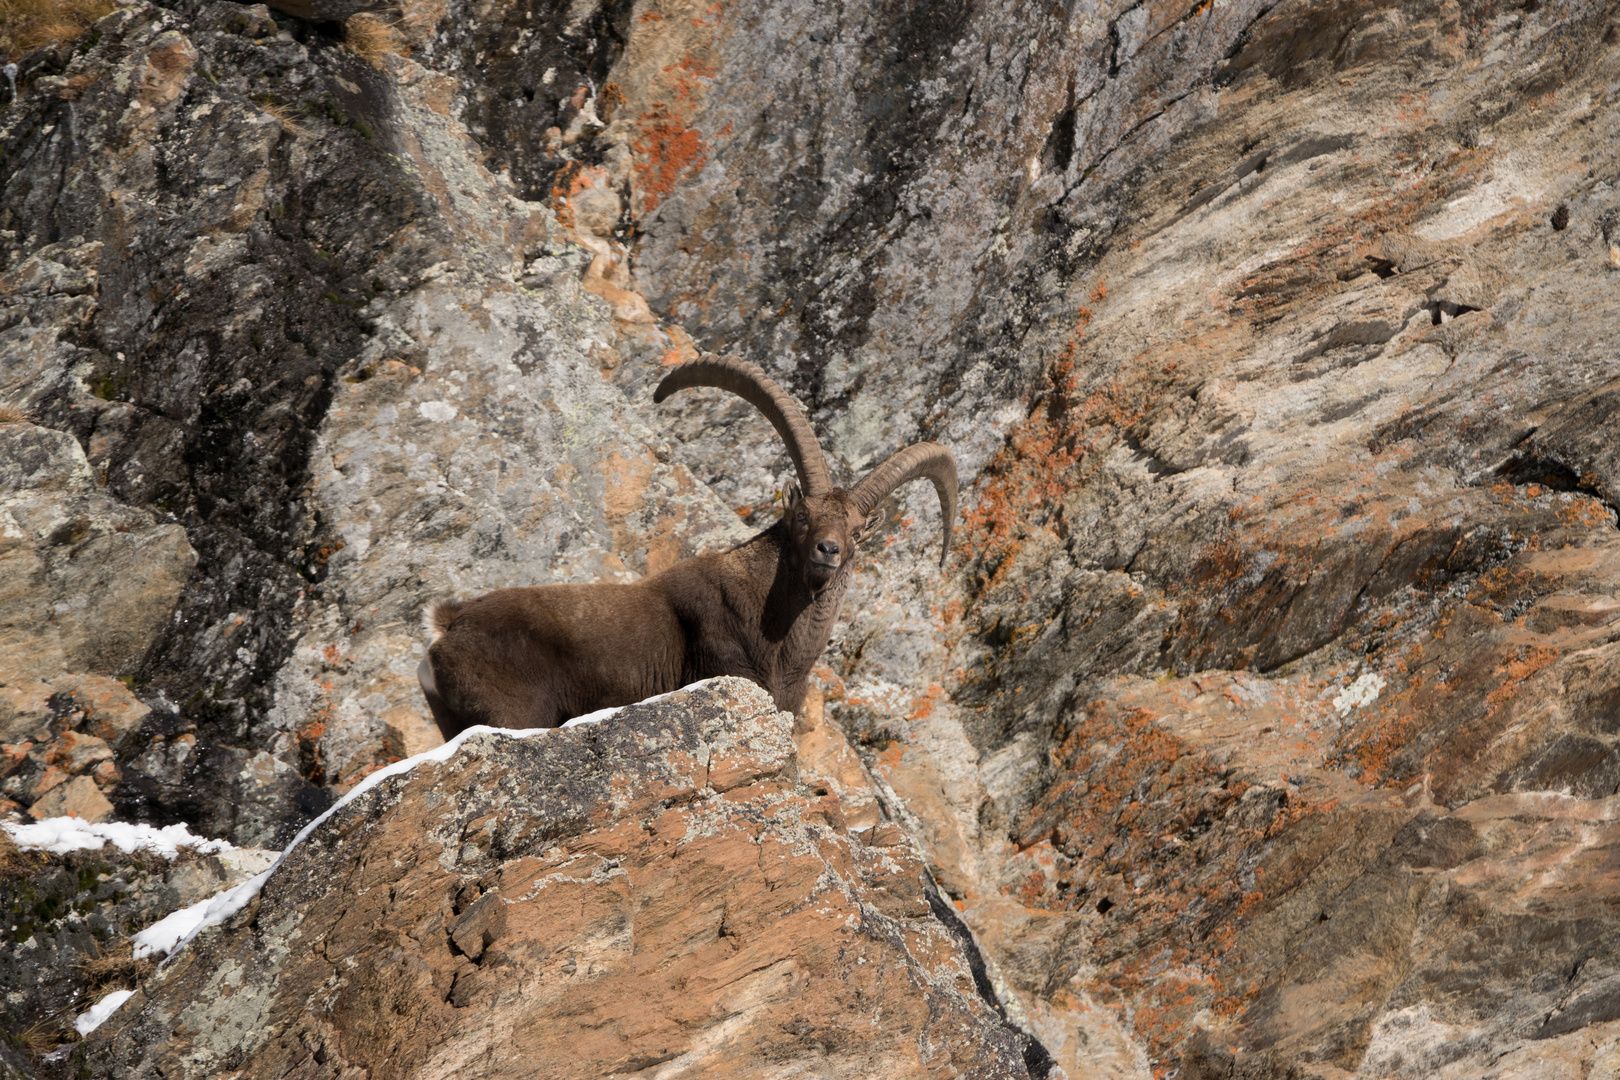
[782,482,802,509]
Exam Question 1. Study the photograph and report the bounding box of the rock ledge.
[90,678,1042,1079]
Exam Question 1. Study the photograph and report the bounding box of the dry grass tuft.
[254,97,308,136]
[0,0,115,63]
[75,953,156,993]
[343,13,405,69]
[0,826,27,877]
[0,404,28,423]
[12,1017,66,1057]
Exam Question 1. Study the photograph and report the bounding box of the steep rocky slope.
[3,0,1620,1075]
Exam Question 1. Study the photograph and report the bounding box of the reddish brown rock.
[90,680,1045,1079]
[28,774,114,823]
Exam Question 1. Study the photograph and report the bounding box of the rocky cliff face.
[3,0,1620,1075]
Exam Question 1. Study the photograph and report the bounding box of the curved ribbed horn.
[654,355,832,496]
[849,443,958,566]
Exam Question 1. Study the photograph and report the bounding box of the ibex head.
[783,484,863,592]
[654,355,958,592]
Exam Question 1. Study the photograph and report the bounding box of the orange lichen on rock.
[1004,679,1372,1069]
[620,49,720,215]
[669,53,717,86]
[549,160,587,231]
[1480,645,1557,717]
[633,113,708,214]
[959,309,1095,591]
[906,683,946,721]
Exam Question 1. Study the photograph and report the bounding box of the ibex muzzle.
[418,356,957,737]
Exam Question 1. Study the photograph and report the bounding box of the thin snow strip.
[135,680,715,962]
[132,869,271,959]
[5,818,234,859]
[74,989,134,1035]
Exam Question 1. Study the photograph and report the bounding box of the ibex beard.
[417,356,956,739]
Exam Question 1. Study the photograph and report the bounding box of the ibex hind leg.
[417,655,460,740]
[419,601,482,739]
[418,653,494,740]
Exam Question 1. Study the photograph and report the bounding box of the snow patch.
[137,681,721,961]
[4,818,233,859]
[1333,673,1387,716]
[132,870,270,959]
[73,989,134,1035]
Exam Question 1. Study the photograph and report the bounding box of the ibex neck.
[748,525,838,627]
[747,525,847,699]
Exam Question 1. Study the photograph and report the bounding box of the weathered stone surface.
[26,776,112,823]
[0,423,196,682]
[0,419,194,821]
[89,679,1042,1079]
[261,0,391,20]
[794,689,881,834]
[0,830,275,1065]
[4,0,461,841]
[1,0,740,846]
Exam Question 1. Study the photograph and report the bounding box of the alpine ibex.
[417,356,957,737]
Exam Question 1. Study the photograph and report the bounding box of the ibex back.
[418,356,956,737]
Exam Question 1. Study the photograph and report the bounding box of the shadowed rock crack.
[923,878,1059,1079]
